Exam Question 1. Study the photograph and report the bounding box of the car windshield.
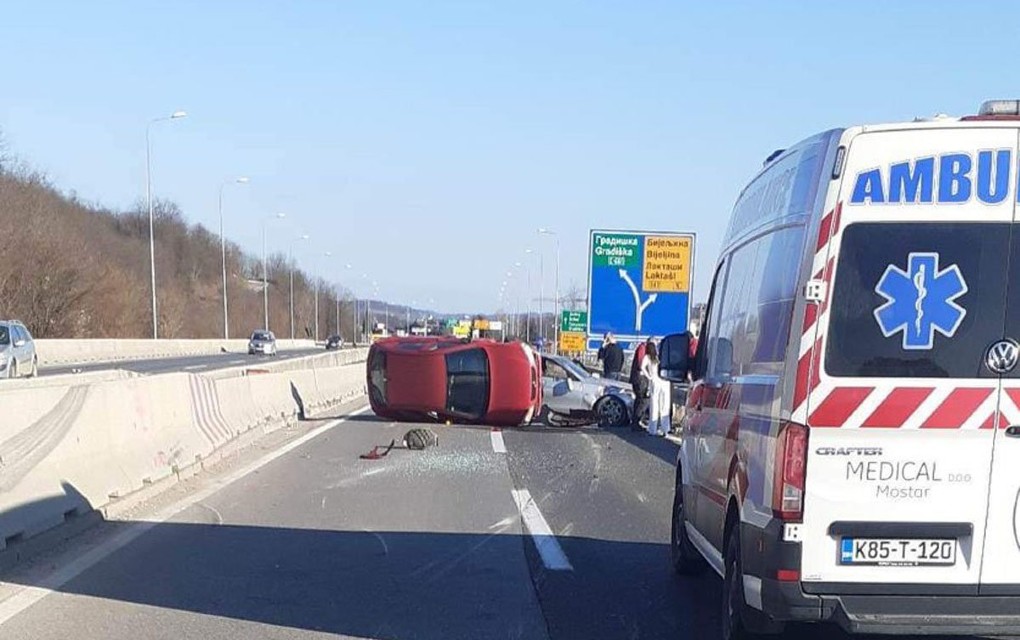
[558,357,592,380]
[445,348,489,418]
[0,326,8,346]
[251,332,272,341]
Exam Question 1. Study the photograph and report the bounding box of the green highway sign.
[561,310,588,333]
[591,232,640,268]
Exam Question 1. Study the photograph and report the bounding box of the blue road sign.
[586,229,695,351]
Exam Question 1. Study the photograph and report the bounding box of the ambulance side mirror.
[658,333,691,383]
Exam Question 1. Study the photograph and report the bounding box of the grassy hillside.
[0,160,356,340]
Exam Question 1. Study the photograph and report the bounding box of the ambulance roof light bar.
[979,100,1020,116]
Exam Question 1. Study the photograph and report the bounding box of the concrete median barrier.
[35,338,318,367]
[205,347,369,380]
[0,374,211,545]
[0,369,139,390]
[0,356,368,552]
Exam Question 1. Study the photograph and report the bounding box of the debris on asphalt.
[359,439,396,460]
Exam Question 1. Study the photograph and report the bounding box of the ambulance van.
[658,100,1020,637]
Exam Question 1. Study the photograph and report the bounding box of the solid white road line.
[510,488,572,571]
[490,428,507,454]
[182,364,207,371]
[0,406,370,627]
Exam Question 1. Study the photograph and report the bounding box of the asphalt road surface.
[38,348,326,377]
[0,402,1000,639]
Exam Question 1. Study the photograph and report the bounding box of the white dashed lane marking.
[490,428,507,453]
[511,488,573,571]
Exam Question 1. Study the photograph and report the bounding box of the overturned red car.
[366,336,542,426]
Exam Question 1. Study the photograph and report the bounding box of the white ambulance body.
[660,100,1020,637]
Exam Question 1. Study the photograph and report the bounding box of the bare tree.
[562,281,587,312]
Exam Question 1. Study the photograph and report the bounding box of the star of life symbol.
[873,252,968,350]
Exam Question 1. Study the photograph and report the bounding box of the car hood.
[588,377,632,395]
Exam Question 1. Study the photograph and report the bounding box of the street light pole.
[539,252,545,343]
[263,212,286,331]
[343,264,354,343]
[539,228,560,352]
[314,251,332,342]
[145,110,187,339]
[524,250,535,344]
[218,176,249,340]
[289,234,310,341]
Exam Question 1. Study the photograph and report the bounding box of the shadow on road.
[597,423,679,467]
[0,516,688,639]
[0,483,977,640]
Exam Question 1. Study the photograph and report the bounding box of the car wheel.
[722,525,783,640]
[670,482,706,575]
[8,361,17,379]
[594,395,628,427]
[29,357,38,378]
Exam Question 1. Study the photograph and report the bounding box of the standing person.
[597,332,624,380]
[629,338,651,428]
[640,341,671,436]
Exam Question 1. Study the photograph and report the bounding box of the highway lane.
[37,348,327,377]
[0,406,994,639]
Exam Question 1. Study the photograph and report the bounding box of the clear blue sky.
[2,1,1018,314]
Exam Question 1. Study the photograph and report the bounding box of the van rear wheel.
[670,484,706,575]
[722,526,783,640]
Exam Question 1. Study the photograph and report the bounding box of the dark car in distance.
[325,334,343,350]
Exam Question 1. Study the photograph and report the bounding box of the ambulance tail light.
[772,422,808,521]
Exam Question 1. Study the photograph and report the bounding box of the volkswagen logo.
[986,339,1020,375]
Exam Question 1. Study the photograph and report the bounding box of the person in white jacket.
[639,341,670,436]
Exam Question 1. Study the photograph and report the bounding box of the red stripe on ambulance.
[921,388,994,429]
[809,387,874,428]
[861,387,934,428]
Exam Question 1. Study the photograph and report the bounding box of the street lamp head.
[236,176,250,184]
[345,263,353,270]
[170,110,188,119]
[275,212,286,219]
[299,234,310,240]
[525,248,534,254]
[325,251,333,257]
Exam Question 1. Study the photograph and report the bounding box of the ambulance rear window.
[826,222,1009,378]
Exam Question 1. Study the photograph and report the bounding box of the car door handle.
[1006,426,1020,438]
